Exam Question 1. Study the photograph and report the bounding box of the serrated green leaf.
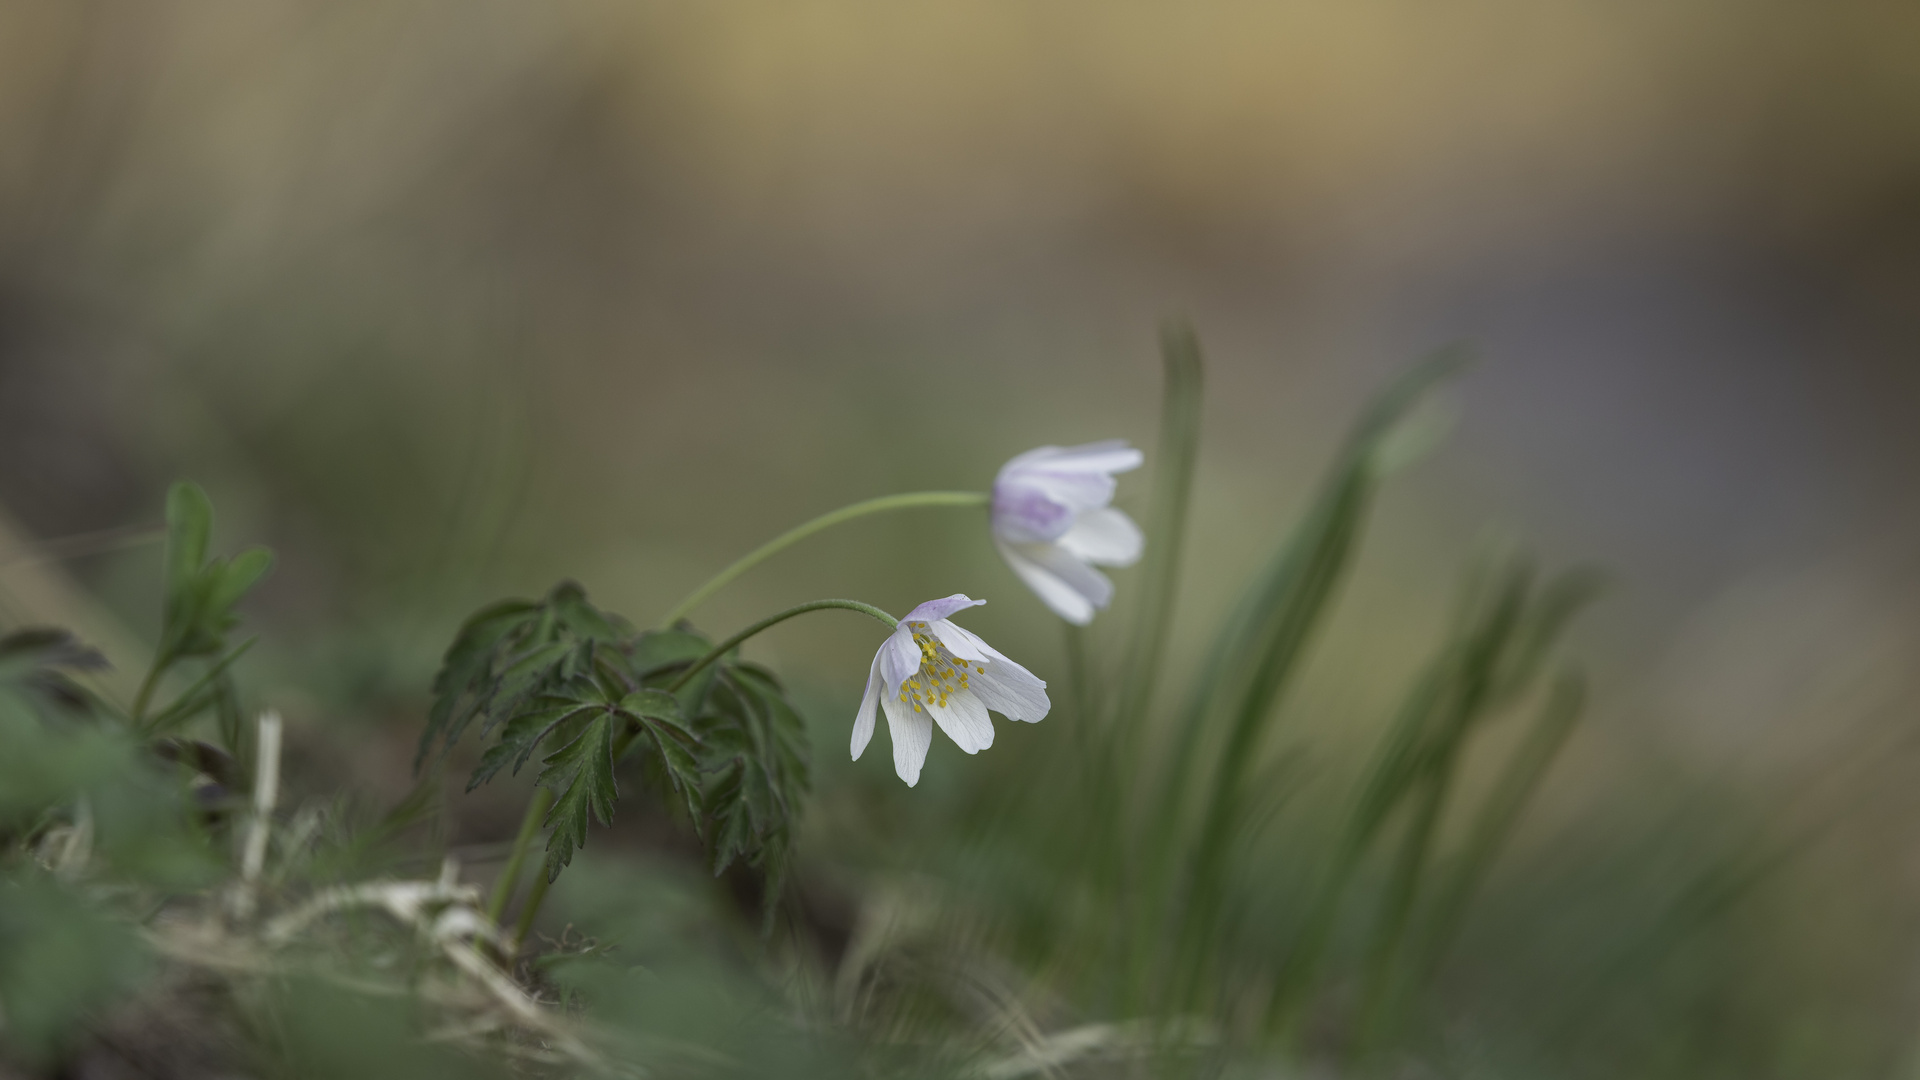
[539,712,618,881]
[421,585,640,773]
[467,703,597,791]
[551,582,632,641]
[630,628,710,674]
[620,688,686,727]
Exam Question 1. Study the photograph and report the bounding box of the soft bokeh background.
[2,2,1919,1071]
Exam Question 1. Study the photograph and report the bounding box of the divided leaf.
[428,587,813,899]
[696,663,810,900]
[417,581,633,770]
[539,712,619,881]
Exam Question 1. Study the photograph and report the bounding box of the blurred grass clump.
[0,328,1915,1080]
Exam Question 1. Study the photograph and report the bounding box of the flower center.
[897,622,987,712]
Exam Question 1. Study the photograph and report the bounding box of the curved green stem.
[660,491,987,626]
[609,599,899,764]
[669,599,897,692]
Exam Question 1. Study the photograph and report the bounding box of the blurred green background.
[2,3,1919,1074]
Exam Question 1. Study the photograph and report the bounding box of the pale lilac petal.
[1056,507,1144,567]
[999,440,1143,478]
[990,480,1074,543]
[880,685,934,786]
[900,594,986,626]
[995,541,1097,625]
[925,688,994,754]
[881,626,920,687]
[851,650,883,760]
[1004,469,1116,513]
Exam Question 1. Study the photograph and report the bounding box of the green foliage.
[539,712,620,879]
[134,481,274,752]
[0,682,220,1067]
[417,580,631,771]
[427,584,810,888]
[259,978,507,1080]
[0,628,107,721]
[545,860,859,1078]
[1,335,1860,1078]
[0,875,150,1065]
[698,663,810,895]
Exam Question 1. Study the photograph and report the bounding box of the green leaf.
[419,582,638,772]
[540,712,619,881]
[694,667,809,893]
[140,639,256,736]
[163,481,212,615]
[138,482,273,733]
[0,874,151,1064]
[0,629,108,721]
[427,584,815,901]
[467,702,597,791]
[618,688,704,822]
[208,546,274,613]
[620,688,688,730]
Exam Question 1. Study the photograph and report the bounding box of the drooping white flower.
[991,440,1146,625]
[851,595,1049,786]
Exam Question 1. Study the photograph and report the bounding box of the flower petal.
[1056,507,1144,567]
[851,650,883,760]
[879,684,934,786]
[881,625,920,687]
[969,670,1051,726]
[925,688,994,754]
[990,480,1075,543]
[999,440,1144,479]
[935,622,1051,723]
[900,594,986,626]
[996,542,1095,624]
[1004,469,1118,513]
[1025,543,1116,607]
[931,622,990,665]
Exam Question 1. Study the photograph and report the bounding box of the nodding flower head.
[991,440,1145,625]
[850,595,1049,787]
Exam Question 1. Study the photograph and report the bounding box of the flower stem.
[659,491,987,627]
[486,786,553,927]
[510,869,551,953]
[669,599,897,692]
[609,599,898,764]
[129,661,166,726]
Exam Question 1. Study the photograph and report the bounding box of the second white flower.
[851,595,1050,786]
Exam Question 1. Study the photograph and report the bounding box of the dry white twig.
[229,711,283,920]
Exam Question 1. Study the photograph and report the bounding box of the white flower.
[851,595,1050,786]
[991,440,1146,625]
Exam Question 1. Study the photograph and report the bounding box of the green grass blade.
[1112,320,1205,758]
[1416,669,1587,981]
[1149,348,1470,1014]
